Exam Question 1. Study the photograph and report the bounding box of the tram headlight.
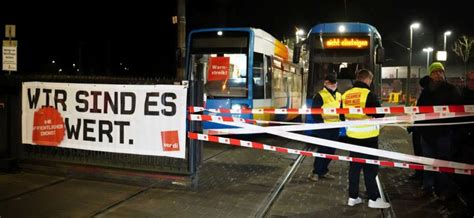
[231,104,250,110]
[231,104,241,110]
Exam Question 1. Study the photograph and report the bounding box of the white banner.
[22,82,187,159]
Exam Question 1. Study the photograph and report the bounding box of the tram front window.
[191,53,248,98]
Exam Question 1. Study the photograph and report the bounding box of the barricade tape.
[188,104,474,115]
[189,112,474,135]
[203,117,474,170]
[188,132,474,176]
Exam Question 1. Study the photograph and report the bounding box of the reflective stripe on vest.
[342,87,380,139]
[319,88,342,123]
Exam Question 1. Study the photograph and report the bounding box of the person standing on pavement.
[308,73,341,182]
[414,62,461,200]
[343,69,390,209]
[454,70,474,163]
[452,71,474,212]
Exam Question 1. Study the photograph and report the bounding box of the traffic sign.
[5,25,16,38]
[3,40,18,71]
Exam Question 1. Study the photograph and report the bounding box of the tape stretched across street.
[189,112,474,135]
[196,116,474,170]
[188,104,474,115]
[188,132,474,176]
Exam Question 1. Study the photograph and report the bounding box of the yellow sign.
[274,40,289,61]
[324,37,369,49]
[5,25,16,38]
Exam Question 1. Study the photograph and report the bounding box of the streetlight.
[406,22,420,105]
[443,31,452,51]
[296,28,305,43]
[423,47,434,73]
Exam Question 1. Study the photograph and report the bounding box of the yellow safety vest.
[342,87,380,139]
[319,88,342,123]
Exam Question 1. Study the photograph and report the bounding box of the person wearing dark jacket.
[307,73,341,182]
[453,71,474,214]
[455,70,474,162]
[343,69,390,209]
[452,71,474,164]
[415,62,461,200]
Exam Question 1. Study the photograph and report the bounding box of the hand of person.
[407,126,414,134]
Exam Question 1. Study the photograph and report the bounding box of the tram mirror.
[376,46,385,64]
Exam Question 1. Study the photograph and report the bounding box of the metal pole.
[344,0,348,20]
[426,51,430,73]
[406,27,413,106]
[176,0,186,81]
[443,34,447,51]
[375,176,387,202]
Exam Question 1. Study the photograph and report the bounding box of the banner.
[22,82,187,159]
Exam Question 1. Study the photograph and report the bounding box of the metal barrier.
[0,74,202,186]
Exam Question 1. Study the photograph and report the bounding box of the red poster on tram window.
[207,57,230,81]
[32,107,65,147]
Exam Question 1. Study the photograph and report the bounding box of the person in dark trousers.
[453,71,474,214]
[308,73,341,182]
[343,69,390,209]
[414,62,461,200]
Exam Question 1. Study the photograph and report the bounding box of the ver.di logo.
[161,130,180,152]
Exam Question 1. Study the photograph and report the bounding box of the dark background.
[1,0,472,77]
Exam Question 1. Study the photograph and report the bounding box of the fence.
[0,74,203,186]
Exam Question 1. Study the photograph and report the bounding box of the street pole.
[426,51,430,72]
[406,23,419,105]
[443,31,451,51]
[443,34,447,51]
[423,47,433,74]
[176,0,186,81]
[406,27,413,105]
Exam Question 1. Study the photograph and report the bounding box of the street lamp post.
[295,28,305,44]
[406,22,420,105]
[443,31,452,51]
[423,47,434,73]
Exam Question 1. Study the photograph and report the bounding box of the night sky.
[1,0,473,77]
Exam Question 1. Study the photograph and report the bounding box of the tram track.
[255,143,312,218]
[252,136,392,218]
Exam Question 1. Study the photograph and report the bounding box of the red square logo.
[161,130,180,151]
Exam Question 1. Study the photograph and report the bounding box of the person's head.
[355,69,373,86]
[324,73,338,91]
[467,71,474,90]
[429,62,445,82]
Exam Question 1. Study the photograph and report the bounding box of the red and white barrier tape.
[203,117,474,170]
[188,105,474,115]
[189,112,474,135]
[188,132,474,175]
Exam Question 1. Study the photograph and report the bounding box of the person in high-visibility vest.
[342,69,390,209]
[308,73,341,182]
